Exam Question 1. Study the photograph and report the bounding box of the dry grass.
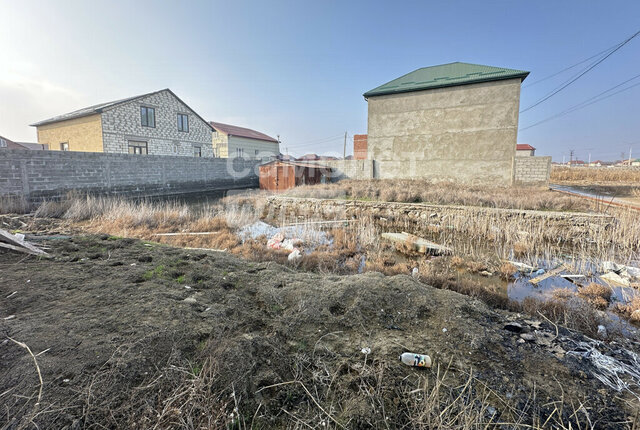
[0,195,31,214]
[614,297,640,323]
[551,166,640,185]
[66,333,609,429]
[578,283,613,310]
[284,179,591,211]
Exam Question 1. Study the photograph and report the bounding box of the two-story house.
[211,121,279,159]
[31,89,213,157]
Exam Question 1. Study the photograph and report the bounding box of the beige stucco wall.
[212,132,229,158]
[214,133,279,159]
[36,114,104,152]
[366,78,522,185]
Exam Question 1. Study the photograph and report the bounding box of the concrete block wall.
[0,150,259,202]
[101,90,213,157]
[514,156,551,186]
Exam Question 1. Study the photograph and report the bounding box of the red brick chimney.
[354,134,367,160]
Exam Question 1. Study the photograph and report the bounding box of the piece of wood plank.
[0,228,49,257]
[530,263,570,285]
[153,232,221,237]
[381,232,452,255]
[0,241,46,256]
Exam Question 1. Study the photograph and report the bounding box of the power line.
[520,29,640,113]
[523,41,622,88]
[520,74,640,131]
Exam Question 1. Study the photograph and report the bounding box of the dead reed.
[552,166,640,185]
[284,179,591,211]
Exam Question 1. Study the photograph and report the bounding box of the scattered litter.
[0,228,49,257]
[507,261,536,273]
[600,272,631,287]
[597,325,608,338]
[26,280,30,283]
[603,262,640,279]
[183,297,197,304]
[381,232,452,255]
[361,347,371,355]
[442,328,448,333]
[130,263,136,266]
[3,315,16,320]
[411,267,419,278]
[204,307,211,312]
[567,340,640,400]
[240,221,331,255]
[530,263,569,285]
[399,352,432,368]
[6,291,17,299]
[287,249,302,262]
[480,270,492,277]
[184,285,192,289]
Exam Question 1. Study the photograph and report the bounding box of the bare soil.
[1,235,639,428]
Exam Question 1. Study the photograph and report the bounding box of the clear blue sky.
[1,0,638,161]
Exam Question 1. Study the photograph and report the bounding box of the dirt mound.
[0,236,637,428]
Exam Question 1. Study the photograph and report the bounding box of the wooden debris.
[153,231,221,237]
[530,264,570,285]
[0,228,49,257]
[381,232,452,255]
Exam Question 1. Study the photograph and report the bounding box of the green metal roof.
[363,62,529,98]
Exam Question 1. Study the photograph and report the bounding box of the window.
[212,131,218,138]
[141,106,155,128]
[128,141,148,155]
[0,138,6,148]
[177,113,189,132]
[60,142,69,151]
[236,148,244,158]
[255,150,259,158]
[193,146,201,157]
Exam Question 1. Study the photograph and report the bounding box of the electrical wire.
[521,74,640,131]
[520,29,640,113]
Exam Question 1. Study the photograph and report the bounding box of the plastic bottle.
[399,352,432,368]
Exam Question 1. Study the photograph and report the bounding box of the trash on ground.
[600,271,631,287]
[603,261,640,279]
[0,228,49,257]
[381,232,452,255]
[399,352,432,368]
[361,347,371,355]
[506,261,537,273]
[287,249,302,262]
[530,263,569,285]
[239,221,331,255]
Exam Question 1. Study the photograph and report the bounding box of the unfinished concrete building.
[363,62,530,185]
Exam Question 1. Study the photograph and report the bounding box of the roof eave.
[363,72,530,99]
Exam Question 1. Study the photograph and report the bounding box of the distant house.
[363,62,530,185]
[210,122,279,160]
[0,135,48,150]
[566,160,586,166]
[31,89,213,157]
[516,144,536,157]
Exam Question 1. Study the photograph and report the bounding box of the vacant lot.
[283,179,591,211]
[1,236,639,429]
[551,166,640,186]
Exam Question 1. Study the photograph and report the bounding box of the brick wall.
[514,156,551,186]
[0,150,259,202]
[353,134,367,160]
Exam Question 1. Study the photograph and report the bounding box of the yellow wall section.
[37,114,104,152]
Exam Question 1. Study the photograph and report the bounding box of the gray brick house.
[32,89,214,157]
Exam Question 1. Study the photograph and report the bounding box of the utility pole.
[569,149,575,167]
[343,131,347,159]
[588,153,591,166]
[562,155,565,165]
[629,147,633,166]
